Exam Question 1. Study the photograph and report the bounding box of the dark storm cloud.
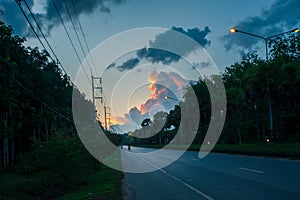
[113,26,211,71]
[0,0,124,37]
[0,0,32,36]
[0,5,4,16]
[106,62,116,70]
[171,26,211,47]
[138,26,211,65]
[222,0,300,51]
[136,48,181,65]
[117,58,140,71]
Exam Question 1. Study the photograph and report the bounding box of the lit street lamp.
[165,96,179,101]
[230,27,299,60]
[229,27,299,137]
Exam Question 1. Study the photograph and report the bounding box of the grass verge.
[0,166,123,200]
[201,143,300,159]
[134,143,300,159]
[57,166,123,200]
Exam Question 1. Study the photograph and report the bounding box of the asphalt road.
[122,147,300,200]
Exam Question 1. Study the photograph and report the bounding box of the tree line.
[130,32,300,146]
[0,21,125,199]
[0,21,122,172]
[0,21,86,170]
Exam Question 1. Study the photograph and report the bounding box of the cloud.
[139,71,187,115]
[137,26,211,65]
[171,26,211,47]
[112,71,189,132]
[111,106,149,132]
[104,70,189,133]
[0,0,30,36]
[117,58,140,71]
[136,48,181,65]
[192,61,211,69]
[0,0,124,37]
[106,62,116,70]
[110,26,211,71]
[0,5,4,16]
[125,107,148,127]
[222,0,300,51]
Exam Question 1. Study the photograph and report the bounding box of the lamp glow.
[230,28,237,33]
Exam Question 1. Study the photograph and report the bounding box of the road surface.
[122,147,300,200]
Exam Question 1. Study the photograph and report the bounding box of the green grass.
[134,143,300,159]
[206,143,300,158]
[0,166,123,200]
[0,136,125,200]
[0,173,47,200]
[58,166,123,200]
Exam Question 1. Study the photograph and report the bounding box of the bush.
[14,136,101,193]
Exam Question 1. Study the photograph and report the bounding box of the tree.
[0,21,76,168]
[139,118,151,143]
[141,118,151,127]
[152,111,168,144]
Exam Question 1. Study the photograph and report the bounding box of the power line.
[0,67,73,123]
[69,0,111,126]
[70,0,99,76]
[51,0,91,84]
[69,0,109,104]
[15,0,74,88]
[22,0,68,76]
[15,0,48,56]
[11,2,73,123]
[63,0,93,76]
[19,83,73,123]
[14,0,95,123]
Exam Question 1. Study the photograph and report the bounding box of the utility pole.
[104,106,111,131]
[91,75,103,122]
[108,117,111,131]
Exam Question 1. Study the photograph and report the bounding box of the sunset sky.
[1,0,299,132]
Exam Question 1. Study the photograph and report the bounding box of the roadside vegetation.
[0,21,122,199]
[1,136,123,199]
[135,143,300,159]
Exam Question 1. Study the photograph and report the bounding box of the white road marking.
[239,167,264,174]
[191,158,199,161]
[138,156,214,200]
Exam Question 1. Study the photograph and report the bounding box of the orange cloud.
[140,71,188,114]
[110,71,189,132]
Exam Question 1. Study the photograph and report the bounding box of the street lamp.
[229,27,299,137]
[165,96,179,101]
[229,27,299,60]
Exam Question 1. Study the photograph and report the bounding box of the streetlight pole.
[229,28,299,60]
[165,96,179,101]
[229,27,299,137]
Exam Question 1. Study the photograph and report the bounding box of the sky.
[1,0,300,132]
